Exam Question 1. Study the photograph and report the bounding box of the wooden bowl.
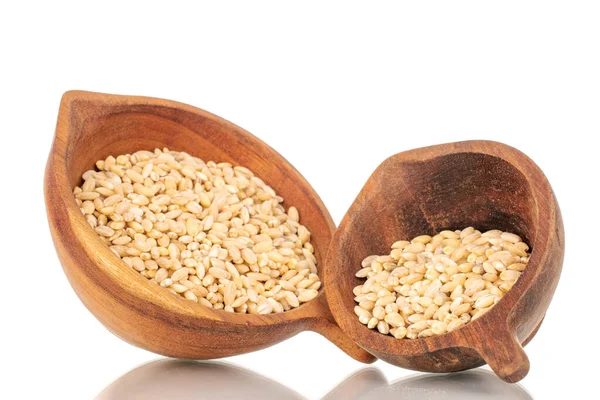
[44,90,374,363]
[325,140,564,383]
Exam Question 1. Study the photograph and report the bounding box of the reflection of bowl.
[95,359,305,400]
[324,368,532,400]
[45,91,372,363]
[97,360,532,400]
[326,141,564,382]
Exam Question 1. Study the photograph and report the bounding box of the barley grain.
[353,227,529,339]
[76,148,321,314]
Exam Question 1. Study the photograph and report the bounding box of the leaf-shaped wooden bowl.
[44,90,374,363]
[325,140,564,382]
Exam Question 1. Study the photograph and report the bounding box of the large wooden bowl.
[325,140,564,382]
[44,90,374,363]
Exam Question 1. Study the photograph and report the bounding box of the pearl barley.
[353,227,530,339]
[74,148,321,314]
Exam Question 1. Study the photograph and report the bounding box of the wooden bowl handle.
[471,324,530,383]
[307,294,376,364]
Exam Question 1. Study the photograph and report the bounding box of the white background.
[1,1,598,399]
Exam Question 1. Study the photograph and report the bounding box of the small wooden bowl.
[325,140,564,383]
[44,91,374,363]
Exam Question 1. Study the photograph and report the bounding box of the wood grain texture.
[44,90,374,363]
[325,140,564,383]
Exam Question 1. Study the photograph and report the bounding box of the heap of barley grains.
[73,148,321,314]
[353,227,530,339]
